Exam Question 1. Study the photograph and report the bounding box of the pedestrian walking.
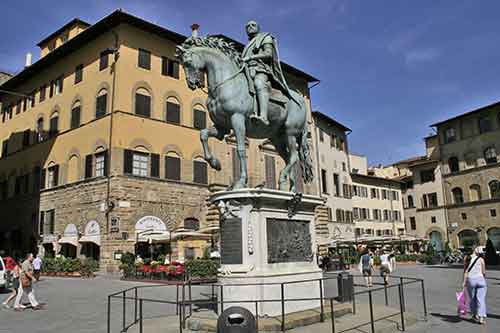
[358,250,374,287]
[463,247,487,324]
[379,251,396,285]
[33,254,42,281]
[14,253,43,311]
[2,259,25,309]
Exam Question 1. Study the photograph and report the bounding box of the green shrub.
[185,259,219,278]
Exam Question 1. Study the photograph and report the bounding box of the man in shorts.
[359,250,374,287]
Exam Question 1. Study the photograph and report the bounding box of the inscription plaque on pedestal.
[220,217,243,264]
[267,218,312,263]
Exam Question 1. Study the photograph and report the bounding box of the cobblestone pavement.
[0,265,498,332]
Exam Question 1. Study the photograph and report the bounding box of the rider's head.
[245,20,260,37]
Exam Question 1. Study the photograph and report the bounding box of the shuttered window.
[138,49,151,70]
[40,85,46,102]
[165,155,181,181]
[193,109,206,129]
[232,147,240,182]
[124,150,134,174]
[71,106,81,129]
[49,116,59,137]
[193,160,208,184]
[166,102,180,124]
[39,211,45,235]
[162,57,179,79]
[265,155,276,189]
[135,93,151,117]
[99,51,109,71]
[47,165,59,188]
[85,155,93,178]
[23,129,30,147]
[96,93,107,118]
[150,153,160,177]
[75,64,83,84]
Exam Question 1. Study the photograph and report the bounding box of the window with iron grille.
[95,153,106,177]
[410,217,416,230]
[132,153,149,177]
[138,49,151,70]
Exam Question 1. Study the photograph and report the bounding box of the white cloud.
[405,48,439,65]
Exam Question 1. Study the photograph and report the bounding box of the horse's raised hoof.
[208,158,221,171]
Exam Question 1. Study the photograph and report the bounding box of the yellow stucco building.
[0,10,320,271]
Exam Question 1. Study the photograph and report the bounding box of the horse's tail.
[297,100,314,184]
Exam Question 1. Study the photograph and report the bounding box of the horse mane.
[180,36,242,66]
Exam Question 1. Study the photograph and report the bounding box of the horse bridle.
[205,63,247,97]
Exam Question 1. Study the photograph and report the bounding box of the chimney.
[191,24,200,37]
[25,53,32,67]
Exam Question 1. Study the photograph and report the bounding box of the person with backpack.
[463,247,487,324]
[358,249,374,287]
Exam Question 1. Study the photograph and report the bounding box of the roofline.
[37,18,92,47]
[312,111,351,132]
[350,173,403,186]
[1,10,318,94]
[212,34,319,83]
[430,100,500,127]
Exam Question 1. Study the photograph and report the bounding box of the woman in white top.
[379,251,396,285]
[463,247,487,324]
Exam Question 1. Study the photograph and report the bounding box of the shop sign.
[135,216,166,232]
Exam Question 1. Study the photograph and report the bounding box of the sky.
[2,1,500,166]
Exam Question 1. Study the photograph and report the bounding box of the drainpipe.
[105,29,120,235]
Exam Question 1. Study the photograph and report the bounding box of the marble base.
[210,188,325,317]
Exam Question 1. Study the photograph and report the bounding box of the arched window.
[165,151,181,181]
[135,87,151,118]
[67,155,79,183]
[36,118,44,143]
[96,89,108,118]
[452,187,464,204]
[469,184,481,201]
[464,152,476,169]
[458,230,479,250]
[166,97,181,125]
[193,158,207,184]
[184,218,200,231]
[448,157,459,173]
[489,180,500,199]
[49,112,59,137]
[407,195,414,208]
[193,104,206,129]
[71,101,81,129]
[484,147,497,164]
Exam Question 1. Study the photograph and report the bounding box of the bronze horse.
[176,37,313,192]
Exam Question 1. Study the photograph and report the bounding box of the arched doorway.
[58,224,79,258]
[135,216,170,262]
[429,231,443,253]
[79,220,101,261]
[487,227,500,250]
[458,229,479,250]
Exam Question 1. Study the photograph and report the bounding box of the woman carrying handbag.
[463,247,487,324]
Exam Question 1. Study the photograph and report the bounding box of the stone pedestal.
[210,188,325,317]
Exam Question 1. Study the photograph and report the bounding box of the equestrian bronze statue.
[176,21,314,192]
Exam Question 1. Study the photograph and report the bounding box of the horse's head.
[176,43,205,91]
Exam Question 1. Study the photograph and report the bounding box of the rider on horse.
[241,20,297,126]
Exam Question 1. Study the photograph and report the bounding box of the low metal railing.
[107,273,427,333]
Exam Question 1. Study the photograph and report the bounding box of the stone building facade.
[312,111,354,244]
[350,154,405,238]
[0,10,320,271]
[431,102,500,249]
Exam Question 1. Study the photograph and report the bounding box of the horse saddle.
[270,88,288,106]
